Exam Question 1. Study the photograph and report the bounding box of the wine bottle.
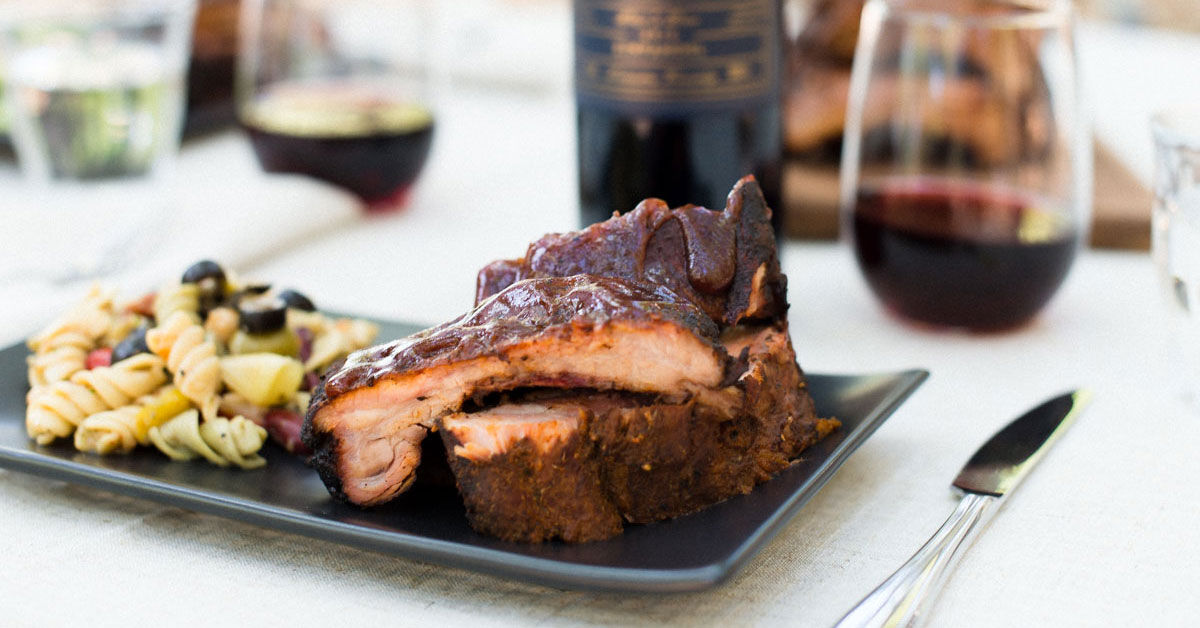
[574,0,783,233]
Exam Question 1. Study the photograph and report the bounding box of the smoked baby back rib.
[302,275,729,506]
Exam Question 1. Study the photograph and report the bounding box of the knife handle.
[834,492,998,628]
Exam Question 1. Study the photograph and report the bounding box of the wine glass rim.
[868,0,1072,29]
[1153,110,1200,150]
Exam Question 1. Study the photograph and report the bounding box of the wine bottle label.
[574,0,778,116]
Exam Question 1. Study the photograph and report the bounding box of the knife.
[835,390,1091,628]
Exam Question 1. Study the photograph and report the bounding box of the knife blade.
[835,390,1091,628]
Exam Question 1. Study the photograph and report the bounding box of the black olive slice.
[237,294,288,333]
[182,260,226,289]
[278,289,316,312]
[111,325,150,364]
[182,260,228,314]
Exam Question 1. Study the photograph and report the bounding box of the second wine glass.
[839,0,1090,330]
[237,0,435,211]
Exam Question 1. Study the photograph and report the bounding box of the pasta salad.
[24,260,378,469]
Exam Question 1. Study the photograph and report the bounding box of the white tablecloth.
[2,13,1199,628]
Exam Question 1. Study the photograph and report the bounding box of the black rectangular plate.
[0,318,926,592]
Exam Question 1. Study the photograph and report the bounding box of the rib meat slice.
[441,402,623,543]
[440,394,740,543]
[438,324,838,543]
[475,175,787,328]
[303,275,728,507]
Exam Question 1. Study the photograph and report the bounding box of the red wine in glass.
[852,178,1078,330]
[243,81,434,211]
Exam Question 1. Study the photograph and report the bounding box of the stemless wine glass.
[0,0,196,283]
[839,0,1090,330]
[237,0,434,211]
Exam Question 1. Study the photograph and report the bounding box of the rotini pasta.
[75,385,192,455]
[147,409,267,469]
[146,311,222,420]
[153,282,201,326]
[25,353,168,445]
[26,334,95,389]
[26,285,115,387]
[74,406,140,455]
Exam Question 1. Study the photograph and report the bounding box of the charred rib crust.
[726,178,788,324]
[302,407,348,503]
[473,176,786,328]
[303,363,351,503]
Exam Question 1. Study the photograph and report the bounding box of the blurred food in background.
[782,0,1054,237]
[1076,0,1200,31]
[783,0,860,164]
[780,0,862,239]
[786,0,1053,164]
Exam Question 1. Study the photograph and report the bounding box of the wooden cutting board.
[781,141,1152,250]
